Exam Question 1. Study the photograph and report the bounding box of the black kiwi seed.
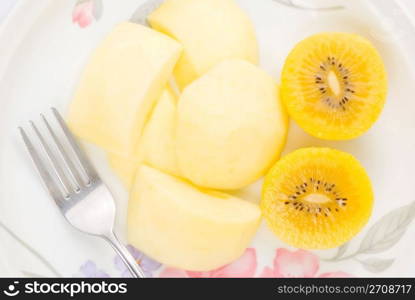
[314,56,357,108]
[286,177,348,216]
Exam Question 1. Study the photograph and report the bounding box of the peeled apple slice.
[128,165,261,271]
[68,22,182,157]
[108,88,180,189]
[108,153,142,190]
[176,59,288,190]
[148,0,258,89]
[140,88,180,177]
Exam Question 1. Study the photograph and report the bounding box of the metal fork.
[19,107,145,278]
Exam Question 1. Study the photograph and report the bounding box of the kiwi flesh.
[281,32,387,140]
[261,147,373,249]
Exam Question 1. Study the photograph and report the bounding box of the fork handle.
[104,232,146,278]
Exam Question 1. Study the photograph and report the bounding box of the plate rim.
[0,0,53,81]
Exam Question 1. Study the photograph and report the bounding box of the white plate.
[1,0,415,277]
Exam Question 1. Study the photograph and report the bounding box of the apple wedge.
[107,153,142,191]
[140,87,180,177]
[148,0,258,89]
[108,88,180,189]
[68,22,182,157]
[128,165,261,271]
[176,59,288,190]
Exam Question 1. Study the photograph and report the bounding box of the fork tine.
[51,107,99,183]
[41,113,84,190]
[19,127,66,208]
[30,121,73,196]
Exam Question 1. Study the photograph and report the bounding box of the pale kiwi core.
[327,70,341,97]
[303,193,331,204]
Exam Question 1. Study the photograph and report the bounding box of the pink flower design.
[159,248,257,278]
[319,271,353,278]
[259,248,352,278]
[79,260,109,277]
[159,268,187,278]
[114,245,161,278]
[72,0,102,28]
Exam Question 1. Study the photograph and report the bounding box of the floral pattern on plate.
[1,0,412,278]
[158,248,351,278]
[3,200,415,277]
[72,0,102,28]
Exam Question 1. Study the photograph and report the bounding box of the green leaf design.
[331,242,349,260]
[93,0,103,20]
[359,258,395,273]
[21,270,47,278]
[358,202,415,254]
[272,0,344,11]
[0,221,61,277]
[76,0,90,4]
[130,0,164,25]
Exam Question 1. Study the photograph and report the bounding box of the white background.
[0,0,415,24]
[1,0,415,278]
